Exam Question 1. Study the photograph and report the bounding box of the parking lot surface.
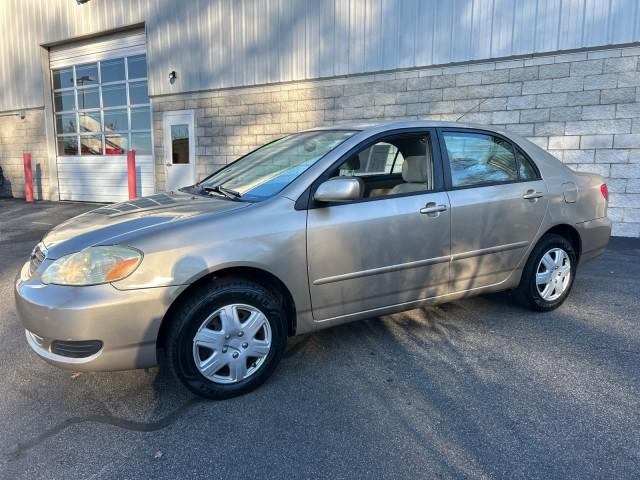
[0,198,638,479]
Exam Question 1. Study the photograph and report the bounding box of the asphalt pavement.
[0,198,638,479]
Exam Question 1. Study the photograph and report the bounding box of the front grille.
[50,340,103,358]
[29,243,46,275]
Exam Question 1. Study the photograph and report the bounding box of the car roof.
[305,120,507,134]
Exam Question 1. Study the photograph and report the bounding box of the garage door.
[50,30,154,202]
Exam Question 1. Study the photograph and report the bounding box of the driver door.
[306,129,451,321]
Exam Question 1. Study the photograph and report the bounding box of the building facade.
[1,0,639,236]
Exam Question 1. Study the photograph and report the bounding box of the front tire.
[514,234,577,312]
[166,279,287,399]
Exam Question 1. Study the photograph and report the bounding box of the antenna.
[453,98,491,122]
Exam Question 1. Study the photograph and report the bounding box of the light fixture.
[169,71,177,84]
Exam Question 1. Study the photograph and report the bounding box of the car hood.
[43,191,249,258]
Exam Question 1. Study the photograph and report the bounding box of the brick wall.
[152,45,640,237]
[0,109,48,200]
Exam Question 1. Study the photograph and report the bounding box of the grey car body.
[15,121,610,381]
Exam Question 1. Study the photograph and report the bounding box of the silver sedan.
[15,121,611,398]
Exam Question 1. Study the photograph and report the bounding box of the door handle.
[522,190,544,200]
[166,162,172,167]
[420,203,448,216]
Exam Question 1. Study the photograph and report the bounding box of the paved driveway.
[0,199,638,479]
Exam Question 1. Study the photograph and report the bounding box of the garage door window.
[52,54,152,157]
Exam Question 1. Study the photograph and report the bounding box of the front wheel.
[514,234,577,312]
[166,279,287,399]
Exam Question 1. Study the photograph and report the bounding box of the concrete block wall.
[0,109,48,200]
[152,45,640,237]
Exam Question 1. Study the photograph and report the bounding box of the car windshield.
[196,130,357,201]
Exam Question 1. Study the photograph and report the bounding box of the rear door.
[306,129,451,321]
[438,129,548,292]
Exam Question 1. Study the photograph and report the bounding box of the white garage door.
[50,30,154,202]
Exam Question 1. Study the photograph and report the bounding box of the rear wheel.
[514,234,577,311]
[166,279,287,399]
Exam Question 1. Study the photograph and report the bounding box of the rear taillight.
[600,183,608,201]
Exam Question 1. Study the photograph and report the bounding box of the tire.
[166,278,287,399]
[514,233,577,312]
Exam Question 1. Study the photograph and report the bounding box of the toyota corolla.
[15,121,611,399]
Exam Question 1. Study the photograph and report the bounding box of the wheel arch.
[157,266,298,350]
[541,223,582,262]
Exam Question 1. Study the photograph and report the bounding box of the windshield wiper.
[202,185,241,200]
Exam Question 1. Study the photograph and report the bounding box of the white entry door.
[163,110,196,191]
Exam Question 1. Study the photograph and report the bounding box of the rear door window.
[442,132,519,188]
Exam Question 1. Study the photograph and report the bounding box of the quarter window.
[443,132,518,187]
[51,54,152,156]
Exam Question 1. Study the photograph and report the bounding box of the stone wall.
[152,45,640,237]
[0,109,48,200]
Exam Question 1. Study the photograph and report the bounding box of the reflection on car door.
[439,129,549,292]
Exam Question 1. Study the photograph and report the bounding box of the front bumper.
[15,261,183,371]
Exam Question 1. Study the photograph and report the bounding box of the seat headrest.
[402,156,428,183]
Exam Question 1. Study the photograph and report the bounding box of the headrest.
[402,156,428,183]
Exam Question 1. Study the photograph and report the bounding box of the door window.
[332,133,433,198]
[51,54,152,157]
[443,132,519,187]
[171,125,190,164]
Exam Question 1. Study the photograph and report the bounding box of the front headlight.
[41,246,143,286]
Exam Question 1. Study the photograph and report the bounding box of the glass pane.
[129,81,149,105]
[52,67,74,90]
[77,87,100,109]
[130,107,151,130]
[103,109,128,132]
[79,112,101,132]
[54,91,75,112]
[127,55,147,79]
[75,63,98,86]
[171,125,189,164]
[80,135,103,155]
[200,130,357,201]
[443,133,518,187]
[100,58,125,83]
[102,84,127,107]
[57,136,78,156]
[105,134,128,155]
[55,113,77,134]
[517,151,538,180]
[131,132,152,155]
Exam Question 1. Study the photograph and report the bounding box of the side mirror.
[314,177,363,203]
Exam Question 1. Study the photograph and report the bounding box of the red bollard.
[127,150,137,200]
[23,152,33,203]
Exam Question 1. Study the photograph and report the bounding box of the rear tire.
[514,234,577,312]
[166,279,287,399]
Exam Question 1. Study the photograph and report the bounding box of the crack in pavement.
[6,398,204,461]
[5,339,312,462]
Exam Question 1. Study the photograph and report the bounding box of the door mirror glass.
[314,178,363,203]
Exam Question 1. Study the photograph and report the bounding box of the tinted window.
[516,150,538,180]
[443,132,518,187]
